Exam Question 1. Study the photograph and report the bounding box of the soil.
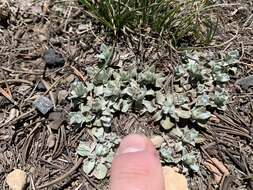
[0,0,252,190]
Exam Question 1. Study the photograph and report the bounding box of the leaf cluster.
[69,46,239,130]
[160,126,204,173]
[77,128,120,179]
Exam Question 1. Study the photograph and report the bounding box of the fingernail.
[117,134,147,155]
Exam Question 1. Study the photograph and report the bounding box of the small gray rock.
[235,75,253,90]
[33,96,53,115]
[42,48,65,68]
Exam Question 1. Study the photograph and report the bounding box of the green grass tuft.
[80,0,217,47]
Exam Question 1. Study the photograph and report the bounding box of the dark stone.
[235,75,253,90]
[42,48,65,68]
[33,96,54,115]
[37,81,46,91]
[0,2,10,28]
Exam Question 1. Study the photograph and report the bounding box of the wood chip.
[203,159,223,184]
[210,158,230,176]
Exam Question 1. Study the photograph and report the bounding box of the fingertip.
[110,134,164,190]
[116,134,155,155]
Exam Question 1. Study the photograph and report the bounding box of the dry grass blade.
[0,87,17,105]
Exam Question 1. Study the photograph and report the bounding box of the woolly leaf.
[175,109,191,119]
[92,127,104,139]
[93,163,108,179]
[153,110,163,122]
[161,117,174,130]
[70,82,87,98]
[156,91,165,105]
[192,107,211,121]
[83,159,96,174]
[69,112,85,125]
[94,85,104,96]
[143,100,156,113]
[77,141,92,157]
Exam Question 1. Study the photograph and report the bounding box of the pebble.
[5,108,18,123]
[163,166,188,190]
[78,24,89,31]
[33,96,53,115]
[47,134,56,148]
[48,111,62,121]
[48,111,65,130]
[57,89,68,104]
[235,75,253,90]
[17,85,30,93]
[6,169,27,190]
[151,135,164,148]
[42,48,65,68]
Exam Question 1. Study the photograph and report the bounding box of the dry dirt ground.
[0,0,253,189]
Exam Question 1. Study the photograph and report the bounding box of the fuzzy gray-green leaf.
[142,100,156,113]
[161,117,174,130]
[175,109,191,119]
[93,163,108,179]
[69,112,85,125]
[77,141,91,157]
[94,85,104,96]
[192,107,211,121]
[83,159,96,174]
[92,127,104,139]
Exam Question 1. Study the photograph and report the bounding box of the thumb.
[110,134,164,190]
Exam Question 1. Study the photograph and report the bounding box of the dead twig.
[0,108,36,128]
[1,67,42,75]
[70,65,87,82]
[37,157,84,189]
[43,73,69,95]
[0,87,17,105]
[41,79,56,108]
[0,79,33,86]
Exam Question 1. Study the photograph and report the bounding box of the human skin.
[109,134,165,190]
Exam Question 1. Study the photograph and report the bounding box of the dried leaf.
[6,169,27,190]
[47,134,56,148]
